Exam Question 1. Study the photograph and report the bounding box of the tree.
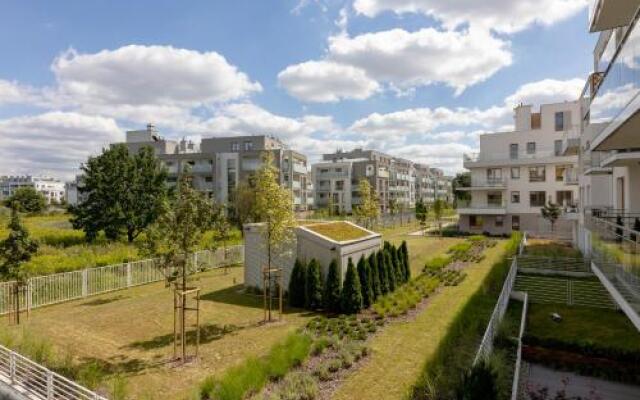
[209,201,233,273]
[323,259,341,313]
[391,245,404,283]
[288,259,307,308]
[377,250,389,294]
[70,144,168,242]
[385,250,397,292]
[433,199,445,236]
[400,241,411,281]
[353,179,380,229]
[305,259,323,310]
[340,258,363,314]
[452,172,471,207]
[0,209,39,324]
[357,256,374,308]
[368,252,381,299]
[253,151,296,320]
[229,182,258,231]
[415,198,428,234]
[4,187,46,213]
[541,201,561,232]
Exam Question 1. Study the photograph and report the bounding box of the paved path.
[523,363,640,400]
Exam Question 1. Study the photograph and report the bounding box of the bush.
[377,251,389,294]
[4,187,47,213]
[288,259,307,308]
[357,256,374,308]
[423,255,452,272]
[455,360,498,400]
[400,240,410,281]
[368,252,382,299]
[384,250,397,292]
[340,258,363,314]
[305,259,323,310]
[323,259,341,313]
[272,372,318,400]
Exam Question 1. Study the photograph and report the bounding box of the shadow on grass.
[200,284,315,316]
[79,295,128,306]
[125,323,242,351]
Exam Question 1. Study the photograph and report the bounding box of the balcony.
[457,178,506,191]
[291,180,301,190]
[561,128,581,156]
[456,200,506,215]
[293,163,307,174]
[590,14,640,151]
[600,149,640,167]
[563,169,579,185]
[463,149,574,168]
[589,0,639,33]
[583,150,614,175]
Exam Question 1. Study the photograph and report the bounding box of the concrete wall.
[459,213,574,237]
[243,224,297,290]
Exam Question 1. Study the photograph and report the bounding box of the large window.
[526,142,536,155]
[495,216,504,227]
[243,141,253,151]
[555,165,567,182]
[486,168,502,182]
[510,143,519,159]
[529,166,546,182]
[512,216,520,231]
[511,167,520,180]
[487,192,503,206]
[231,142,239,151]
[556,190,574,206]
[530,191,546,207]
[555,111,565,131]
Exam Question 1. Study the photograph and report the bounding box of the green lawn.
[332,240,509,400]
[524,239,583,258]
[304,221,371,241]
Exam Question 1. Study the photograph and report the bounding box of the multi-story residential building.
[119,124,313,211]
[459,101,581,235]
[0,175,66,204]
[575,0,640,328]
[312,149,452,214]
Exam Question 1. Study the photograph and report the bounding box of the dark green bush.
[323,259,341,313]
[305,259,323,310]
[288,259,307,308]
[340,258,363,314]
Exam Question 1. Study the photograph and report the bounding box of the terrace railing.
[0,245,244,316]
[0,344,107,400]
[510,292,528,400]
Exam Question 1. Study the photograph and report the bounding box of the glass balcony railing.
[457,200,506,209]
[464,148,568,163]
[590,15,640,146]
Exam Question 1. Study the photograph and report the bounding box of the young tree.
[400,241,411,281]
[3,187,46,213]
[357,255,374,308]
[368,252,381,299]
[452,172,471,207]
[209,201,233,273]
[340,258,363,314]
[288,259,307,308]
[229,182,258,231]
[385,250,397,292]
[391,245,404,283]
[541,201,561,232]
[353,179,380,229]
[323,259,341,313]
[0,208,38,324]
[71,144,168,242]
[415,198,429,235]
[376,250,389,294]
[253,151,296,320]
[433,198,445,236]
[305,259,323,310]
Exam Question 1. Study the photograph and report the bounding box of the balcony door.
[486,168,502,184]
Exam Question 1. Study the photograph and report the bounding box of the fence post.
[46,370,54,400]
[82,269,88,297]
[126,262,132,287]
[9,351,15,383]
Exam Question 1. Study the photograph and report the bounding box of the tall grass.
[409,232,522,400]
[200,332,312,400]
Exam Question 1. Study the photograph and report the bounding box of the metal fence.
[0,246,243,316]
[513,274,617,309]
[511,293,529,400]
[516,256,592,274]
[0,344,107,400]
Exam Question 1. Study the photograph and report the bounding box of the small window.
[511,191,520,204]
[555,111,565,131]
[243,141,253,151]
[335,168,342,173]
[512,216,520,231]
[205,176,213,182]
[231,142,239,151]
[529,166,546,182]
[530,191,546,207]
[511,167,520,180]
[510,144,518,160]
[495,216,504,227]
[320,168,329,173]
[554,140,563,156]
[469,215,484,228]
[526,142,536,155]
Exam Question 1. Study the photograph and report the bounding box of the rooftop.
[303,221,373,242]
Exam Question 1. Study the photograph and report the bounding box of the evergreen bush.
[357,256,374,308]
[340,258,363,314]
[305,259,323,310]
[368,252,382,299]
[377,251,389,294]
[288,259,307,308]
[323,259,341,313]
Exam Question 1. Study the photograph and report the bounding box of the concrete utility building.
[243,221,382,290]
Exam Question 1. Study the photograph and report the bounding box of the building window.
[511,167,520,180]
[530,191,546,207]
[487,192,502,206]
[555,165,567,182]
[335,180,344,190]
[205,176,213,182]
[510,144,518,160]
[511,191,520,204]
[512,215,520,231]
[554,140,563,156]
[495,216,504,227]
[335,168,342,173]
[556,190,574,206]
[243,141,253,151]
[469,215,483,228]
[231,142,239,151]
[529,166,546,182]
[555,111,565,131]
[526,142,536,155]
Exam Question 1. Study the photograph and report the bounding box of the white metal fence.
[0,344,107,400]
[511,292,529,400]
[0,245,243,316]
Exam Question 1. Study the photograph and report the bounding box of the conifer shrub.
[368,252,382,299]
[323,259,341,313]
[377,251,389,294]
[288,259,307,308]
[305,259,323,310]
[357,255,374,307]
[340,258,363,314]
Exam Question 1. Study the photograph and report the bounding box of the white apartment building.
[0,176,66,204]
[459,101,581,236]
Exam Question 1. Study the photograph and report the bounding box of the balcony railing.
[464,149,569,164]
[457,200,506,209]
[469,178,506,187]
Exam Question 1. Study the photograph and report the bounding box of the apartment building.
[459,101,581,236]
[312,149,452,214]
[120,124,313,211]
[574,0,640,329]
[0,176,66,204]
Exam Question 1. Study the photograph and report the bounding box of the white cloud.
[0,80,40,105]
[278,61,380,102]
[0,112,123,179]
[353,0,588,34]
[504,78,583,107]
[390,143,475,172]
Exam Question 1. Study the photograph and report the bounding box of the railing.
[511,292,528,400]
[457,200,506,210]
[464,149,571,164]
[516,256,591,274]
[473,234,526,365]
[0,246,244,315]
[0,344,107,400]
[468,178,506,187]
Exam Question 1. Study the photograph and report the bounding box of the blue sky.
[0,0,596,179]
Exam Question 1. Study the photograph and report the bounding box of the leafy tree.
[0,208,39,323]
[376,250,389,294]
[433,199,445,236]
[452,172,471,206]
[229,182,258,230]
[340,258,363,314]
[305,259,323,310]
[400,241,411,281]
[70,144,168,242]
[254,151,296,320]
[415,198,428,234]
[288,259,307,308]
[456,360,498,400]
[353,179,380,229]
[357,255,374,308]
[385,250,397,292]
[323,259,341,313]
[541,201,561,232]
[4,187,46,213]
[368,252,381,299]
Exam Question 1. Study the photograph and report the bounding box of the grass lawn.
[332,240,509,400]
[524,239,583,258]
[525,303,640,352]
[304,221,371,241]
[386,235,463,277]
[1,266,312,399]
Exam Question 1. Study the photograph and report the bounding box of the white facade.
[0,176,65,204]
[459,101,581,235]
